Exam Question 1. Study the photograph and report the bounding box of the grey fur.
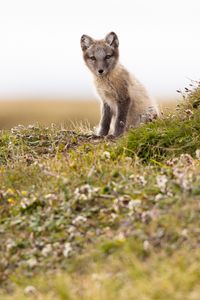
[98,103,112,136]
[80,32,159,137]
[81,35,94,51]
[105,32,119,48]
[114,97,130,136]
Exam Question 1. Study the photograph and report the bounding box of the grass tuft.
[120,84,200,162]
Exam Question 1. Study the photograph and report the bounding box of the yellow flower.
[7,188,15,195]
[21,190,28,196]
[7,198,16,205]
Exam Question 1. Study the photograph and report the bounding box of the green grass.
[119,94,200,162]
[1,85,200,299]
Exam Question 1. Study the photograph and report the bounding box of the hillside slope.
[1,84,200,300]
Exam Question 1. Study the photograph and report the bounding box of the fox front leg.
[98,102,112,136]
[114,98,130,137]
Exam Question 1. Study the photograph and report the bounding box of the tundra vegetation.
[0,83,200,300]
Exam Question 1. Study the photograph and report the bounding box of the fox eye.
[105,54,112,59]
[89,56,96,61]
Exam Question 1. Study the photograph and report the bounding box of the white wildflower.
[143,240,150,251]
[41,244,52,257]
[156,175,168,193]
[167,191,173,197]
[115,232,126,242]
[173,167,192,191]
[68,225,76,234]
[113,195,132,212]
[20,198,31,209]
[24,286,38,296]
[44,194,57,200]
[6,239,16,251]
[72,215,87,226]
[63,242,72,258]
[179,153,194,166]
[136,175,147,186]
[181,178,191,191]
[166,157,178,166]
[128,200,142,210]
[142,210,158,223]
[196,149,200,160]
[181,229,188,238]
[27,125,35,129]
[74,184,99,201]
[110,213,118,221]
[26,257,38,268]
[101,151,111,160]
[155,193,163,201]
[74,192,87,201]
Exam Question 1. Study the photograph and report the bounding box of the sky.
[0,0,200,99]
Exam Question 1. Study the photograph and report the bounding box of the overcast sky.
[0,0,200,99]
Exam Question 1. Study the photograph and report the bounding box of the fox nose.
[98,69,104,74]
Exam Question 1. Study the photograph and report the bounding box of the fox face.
[80,32,119,77]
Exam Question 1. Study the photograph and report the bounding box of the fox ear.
[81,35,94,51]
[105,32,119,48]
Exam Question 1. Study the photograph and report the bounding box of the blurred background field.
[0,100,99,129]
[0,1,199,131]
[0,98,178,129]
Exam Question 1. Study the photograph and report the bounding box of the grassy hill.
[1,84,200,299]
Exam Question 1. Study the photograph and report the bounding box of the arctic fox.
[80,31,159,137]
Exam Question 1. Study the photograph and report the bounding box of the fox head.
[80,32,119,77]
